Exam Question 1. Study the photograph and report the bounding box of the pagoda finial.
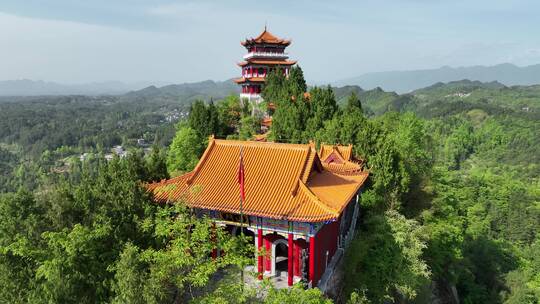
[264,21,267,31]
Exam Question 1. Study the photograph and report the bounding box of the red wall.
[263,234,279,271]
[312,217,340,285]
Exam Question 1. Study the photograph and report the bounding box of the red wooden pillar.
[288,233,294,286]
[264,236,271,271]
[309,235,316,286]
[257,229,263,279]
[293,241,299,277]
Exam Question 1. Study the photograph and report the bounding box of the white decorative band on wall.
[243,52,289,60]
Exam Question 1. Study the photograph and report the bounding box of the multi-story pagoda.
[235,28,297,104]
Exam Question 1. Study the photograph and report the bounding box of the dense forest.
[0,68,539,303]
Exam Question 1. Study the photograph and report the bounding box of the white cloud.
[0,12,233,83]
[1,1,539,84]
[502,48,540,66]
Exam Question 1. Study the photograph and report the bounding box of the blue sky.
[1,0,539,84]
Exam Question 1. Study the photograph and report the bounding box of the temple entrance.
[272,238,288,277]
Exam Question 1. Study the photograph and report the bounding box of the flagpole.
[239,146,244,237]
[239,146,245,289]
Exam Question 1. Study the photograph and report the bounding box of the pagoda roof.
[253,133,269,142]
[147,139,368,222]
[261,117,273,127]
[319,144,353,162]
[234,77,266,84]
[318,144,365,173]
[238,60,297,67]
[241,29,291,46]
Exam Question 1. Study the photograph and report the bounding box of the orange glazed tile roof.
[234,77,266,84]
[318,144,366,175]
[253,133,268,142]
[238,60,297,67]
[147,139,368,222]
[261,117,273,127]
[319,144,353,162]
[241,29,291,46]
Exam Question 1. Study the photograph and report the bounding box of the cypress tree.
[188,100,209,137]
[207,99,220,137]
[346,91,363,113]
[287,66,307,97]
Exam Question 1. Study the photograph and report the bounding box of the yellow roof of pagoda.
[241,29,291,46]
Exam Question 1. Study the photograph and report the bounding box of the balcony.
[240,93,263,103]
[243,52,288,60]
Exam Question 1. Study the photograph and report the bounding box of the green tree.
[264,66,310,143]
[264,284,332,304]
[343,211,430,302]
[270,101,304,143]
[346,91,363,113]
[207,100,221,137]
[145,145,169,182]
[166,125,204,174]
[443,121,475,170]
[0,190,48,303]
[287,66,307,97]
[189,100,210,137]
[305,86,338,139]
[217,95,242,137]
[504,237,540,304]
[111,243,147,304]
[261,68,288,106]
[36,223,113,303]
[238,115,260,140]
[131,203,251,303]
[315,100,366,146]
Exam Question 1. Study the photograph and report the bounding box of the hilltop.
[0,79,239,98]
[335,63,540,93]
[123,79,239,102]
[4,63,540,97]
[332,79,540,117]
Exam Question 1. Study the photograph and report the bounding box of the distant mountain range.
[123,80,239,102]
[335,63,540,93]
[0,78,239,99]
[0,80,170,96]
[2,63,540,97]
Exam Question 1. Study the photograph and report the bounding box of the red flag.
[237,147,245,203]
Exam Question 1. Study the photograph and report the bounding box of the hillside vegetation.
[0,71,538,303]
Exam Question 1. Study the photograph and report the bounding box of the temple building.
[235,28,297,104]
[147,138,369,288]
